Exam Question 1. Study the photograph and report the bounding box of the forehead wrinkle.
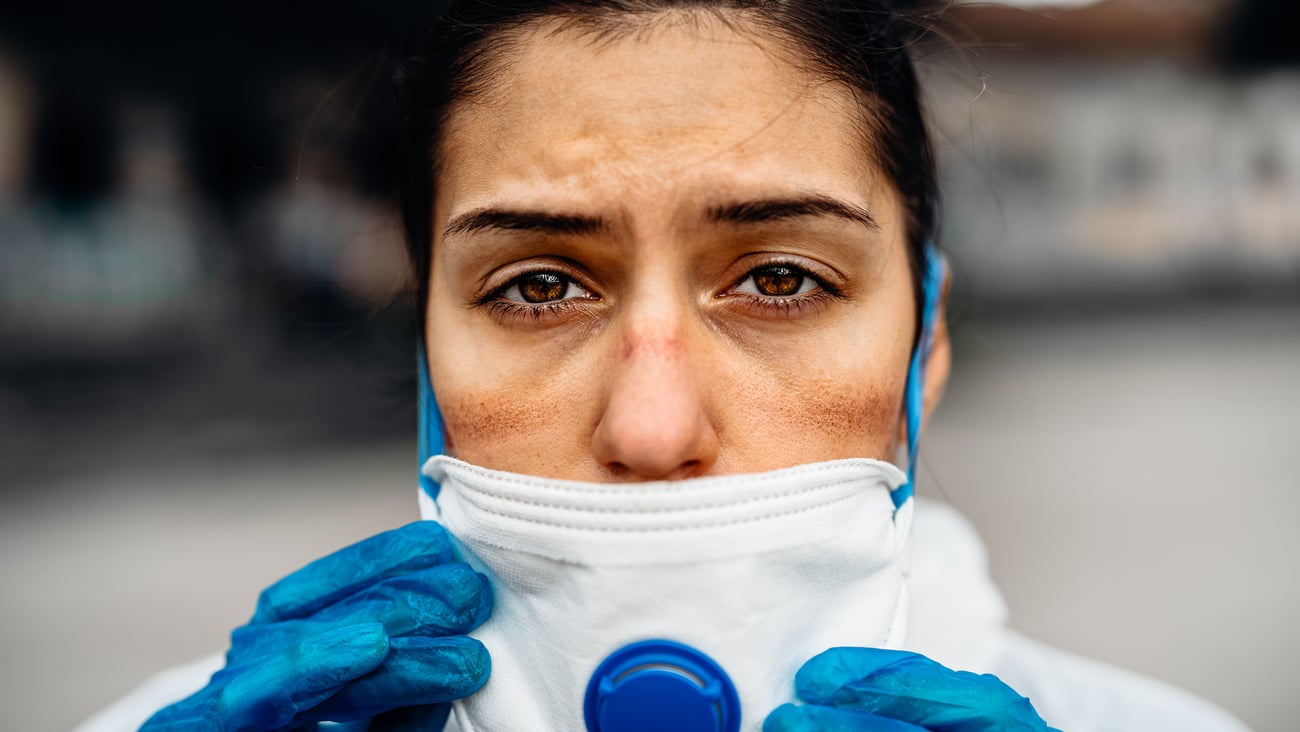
[536,11,878,168]
[439,10,888,192]
[435,15,888,252]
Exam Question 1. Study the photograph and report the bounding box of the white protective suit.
[73,497,1251,732]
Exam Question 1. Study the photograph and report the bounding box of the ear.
[921,269,952,426]
[895,267,952,447]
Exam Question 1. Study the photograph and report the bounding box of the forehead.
[437,16,886,215]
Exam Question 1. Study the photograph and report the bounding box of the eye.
[499,271,594,304]
[733,265,819,298]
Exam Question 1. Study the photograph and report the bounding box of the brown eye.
[736,265,817,298]
[752,266,803,296]
[497,271,595,305]
[518,273,566,303]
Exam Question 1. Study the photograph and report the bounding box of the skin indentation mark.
[619,333,683,361]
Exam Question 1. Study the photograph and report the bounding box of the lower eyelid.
[485,299,581,322]
[727,290,836,316]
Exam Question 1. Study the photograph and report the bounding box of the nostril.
[603,462,631,480]
[599,460,704,482]
[673,460,703,480]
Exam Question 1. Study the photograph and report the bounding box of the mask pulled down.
[419,456,913,732]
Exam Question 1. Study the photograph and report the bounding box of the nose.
[591,327,720,481]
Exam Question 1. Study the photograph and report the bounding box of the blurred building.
[934,0,1300,305]
[0,1,410,361]
[0,4,416,486]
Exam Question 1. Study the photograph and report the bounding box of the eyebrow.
[441,194,878,239]
[443,209,606,238]
[707,195,880,230]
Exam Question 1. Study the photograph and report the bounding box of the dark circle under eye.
[752,266,804,297]
[518,273,567,303]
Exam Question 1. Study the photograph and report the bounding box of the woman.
[83,1,1250,730]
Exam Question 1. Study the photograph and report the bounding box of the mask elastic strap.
[417,345,446,498]
[897,243,946,509]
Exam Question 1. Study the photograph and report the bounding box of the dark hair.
[396,0,939,323]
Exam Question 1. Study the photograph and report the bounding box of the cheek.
[438,385,573,474]
[434,352,603,477]
[440,388,547,450]
[783,374,901,445]
[736,367,905,465]
[713,311,914,467]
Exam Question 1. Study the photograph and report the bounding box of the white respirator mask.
[414,247,946,732]
[418,454,913,732]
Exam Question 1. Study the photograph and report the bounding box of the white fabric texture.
[904,498,1009,674]
[73,497,1251,732]
[993,632,1252,732]
[903,500,1251,732]
[419,456,913,732]
[71,651,224,732]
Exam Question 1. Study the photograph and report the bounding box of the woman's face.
[426,17,941,481]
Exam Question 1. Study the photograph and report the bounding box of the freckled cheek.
[718,343,908,467]
[425,301,613,476]
[754,379,902,460]
[441,388,550,470]
[435,372,599,476]
[715,322,912,465]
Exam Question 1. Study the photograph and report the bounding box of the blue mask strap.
[417,344,446,498]
[897,244,946,509]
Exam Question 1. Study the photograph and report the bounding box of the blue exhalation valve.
[584,640,741,732]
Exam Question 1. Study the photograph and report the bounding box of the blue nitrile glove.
[141,521,492,731]
[765,647,1060,732]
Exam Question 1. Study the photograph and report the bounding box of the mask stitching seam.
[453,488,881,533]
[453,477,867,515]
[426,457,904,491]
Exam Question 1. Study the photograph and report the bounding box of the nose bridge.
[614,250,698,387]
[592,274,719,480]
[614,314,695,414]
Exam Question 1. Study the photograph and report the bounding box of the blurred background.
[0,0,1296,729]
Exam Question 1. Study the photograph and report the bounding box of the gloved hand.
[765,647,1060,732]
[141,521,492,731]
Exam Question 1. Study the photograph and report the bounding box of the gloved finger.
[230,564,491,664]
[794,647,920,705]
[331,562,492,635]
[252,521,458,624]
[366,703,452,732]
[142,623,389,732]
[299,636,490,722]
[217,623,390,729]
[795,648,1051,732]
[764,703,928,732]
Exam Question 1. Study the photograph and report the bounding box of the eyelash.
[726,263,843,317]
[728,289,838,318]
[478,262,842,324]
[482,299,587,324]
[477,269,596,325]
